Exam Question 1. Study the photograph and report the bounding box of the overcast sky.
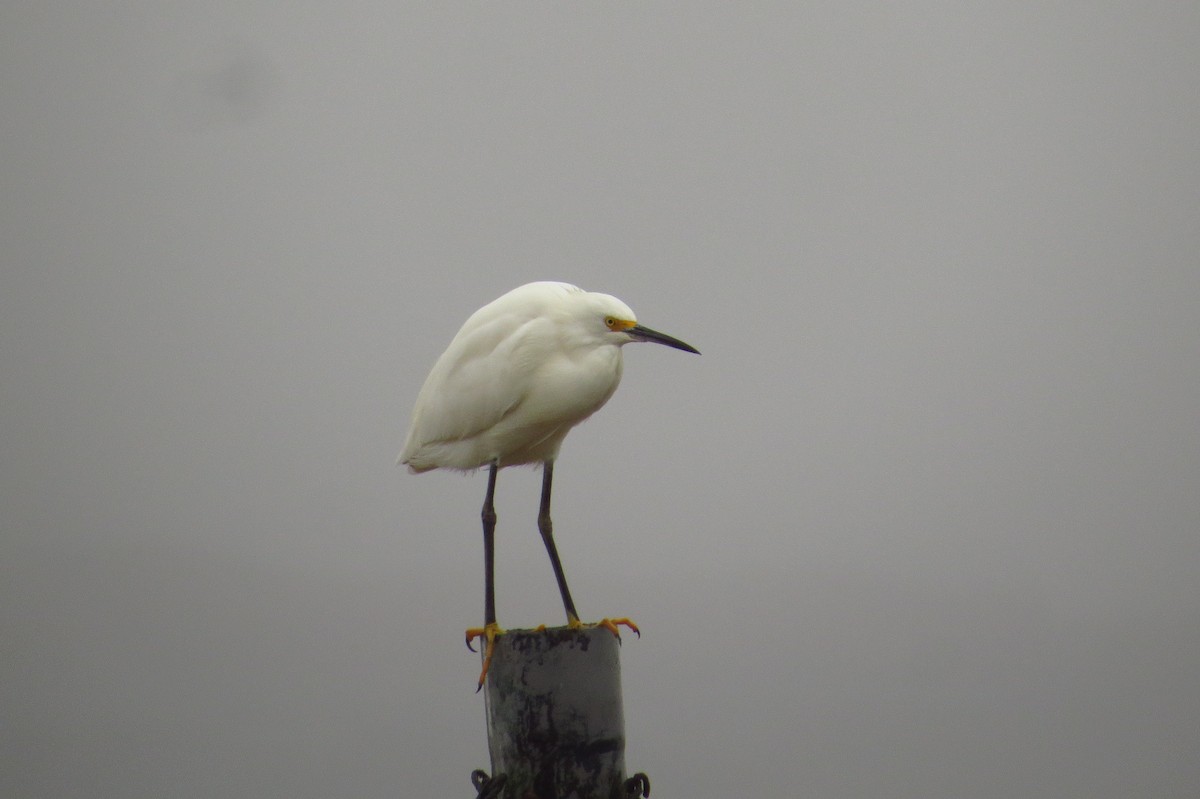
[3,4,1198,798]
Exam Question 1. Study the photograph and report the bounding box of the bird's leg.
[465,461,502,691]
[482,460,499,631]
[537,461,582,626]
[535,463,641,643]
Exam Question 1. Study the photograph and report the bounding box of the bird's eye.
[605,317,616,329]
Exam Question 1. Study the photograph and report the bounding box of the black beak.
[629,324,700,354]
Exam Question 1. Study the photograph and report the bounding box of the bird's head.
[585,292,700,354]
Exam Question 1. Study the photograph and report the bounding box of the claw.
[464,622,503,691]
[596,617,640,641]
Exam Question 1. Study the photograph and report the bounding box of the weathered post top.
[481,626,629,799]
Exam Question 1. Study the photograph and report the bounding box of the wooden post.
[481,626,629,799]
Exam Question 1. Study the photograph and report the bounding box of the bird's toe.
[595,617,640,641]
[465,622,503,691]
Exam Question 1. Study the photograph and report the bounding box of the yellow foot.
[553,615,640,641]
[595,617,640,642]
[464,622,503,692]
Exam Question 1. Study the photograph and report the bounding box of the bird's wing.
[401,313,551,465]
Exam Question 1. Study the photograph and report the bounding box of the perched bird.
[400,281,699,688]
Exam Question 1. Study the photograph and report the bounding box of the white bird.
[400,281,698,688]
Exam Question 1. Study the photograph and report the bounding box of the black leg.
[537,461,580,623]
[482,460,499,628]
[466,461,503,691]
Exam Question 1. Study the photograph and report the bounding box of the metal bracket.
[624,772,651,797]
[470,768,508,799]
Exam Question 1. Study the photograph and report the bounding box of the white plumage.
[398,281,698,689]
[401,281,695,472]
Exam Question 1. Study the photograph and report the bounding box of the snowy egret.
[399,281,698,688]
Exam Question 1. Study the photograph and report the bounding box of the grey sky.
[3,3,1198,797]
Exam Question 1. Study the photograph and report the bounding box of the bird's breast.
[526,345,623,423]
